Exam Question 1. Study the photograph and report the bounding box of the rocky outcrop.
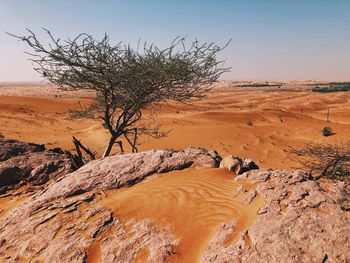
[0,140,78,194]
[0,140,45,161]
[220,155,259,174]
[201,169,350,262]
[1,145,350,262]
[0,191,178,263]
[0,146,220,262]
[26,147,222,211]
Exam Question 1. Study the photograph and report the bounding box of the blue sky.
[0,0,349,81]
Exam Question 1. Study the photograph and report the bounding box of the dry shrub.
[288,142,350,178]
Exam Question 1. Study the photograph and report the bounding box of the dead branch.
[72,136,96,163]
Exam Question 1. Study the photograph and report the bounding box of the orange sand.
[1,83,350,169]
[1,83,350,262]
[101,168,264,262]
[0,194,29,218]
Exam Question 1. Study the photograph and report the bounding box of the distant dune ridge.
[0,82,350,262]
[1,81,349,169]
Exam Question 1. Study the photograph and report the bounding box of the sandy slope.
[1,82,350,169]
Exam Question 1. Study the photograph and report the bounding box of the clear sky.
[0,0,349,81]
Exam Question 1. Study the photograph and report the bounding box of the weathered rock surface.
[0,191,178,263]
[0,140,78,194]
[101,219,177,262]
[201,169,350,263]
[0,146,219,262]
[220,155,259,174]
[1,145,350,262]
[27,147,221,211]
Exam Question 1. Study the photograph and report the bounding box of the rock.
[220,155,259,174]
[220,156,240,172]
[26,147,222,210]
[1,145,350,262]
[0,140,78,194]
[0,146,220,263]
[257,205,268,215]
[234,185,247,196]
[101,219,177,262]
[36,211,59,225]
[202,169,350,262]
[89,211,114,238]
[0,139,45,162]
[242,190,257,204]
[0,192,178,263]
[0,167,30,187]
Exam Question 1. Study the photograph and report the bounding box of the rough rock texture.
[1,146,350,262]
[0,140,45,161]
[0,191,178,263]
[0,140,78,194]
[0,147,218,262]
[220,155,259,174]
[27,147,221,211]
[101,219,177,262]
[201,170,350,263]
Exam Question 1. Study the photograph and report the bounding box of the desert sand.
[1,82,350,262]
[1,81,350,170]
[101,168,264,262]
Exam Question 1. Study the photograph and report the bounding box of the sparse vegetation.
[247,120,253,126]
[237,83,282,88]
[288,142,350,178]
[312,82,350,93]
[11,29,230,164]
[322,126,334,137]
[278,115,284,123]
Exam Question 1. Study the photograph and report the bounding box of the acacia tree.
[11,29,230,164]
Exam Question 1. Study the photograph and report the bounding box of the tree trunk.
[102,135,118,158]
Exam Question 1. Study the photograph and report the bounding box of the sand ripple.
[102,168,264,262]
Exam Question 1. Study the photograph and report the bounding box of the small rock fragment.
[242,190,257,204]
[220,155,259,174]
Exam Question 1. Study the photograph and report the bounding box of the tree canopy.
[11,29,230,164]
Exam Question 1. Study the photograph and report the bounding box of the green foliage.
[322,126,333,137]
[11,29,230,160]
[312,82,350,93]
[237,83,282,88]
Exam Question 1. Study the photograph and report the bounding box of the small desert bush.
[288,142,350,178]
[322,126,333,137]
[247,120,253,126]
[279,115,284,123]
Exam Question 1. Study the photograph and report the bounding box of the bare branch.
[10,29,230,160]
[287,142,350,178]
[72,136,96,161]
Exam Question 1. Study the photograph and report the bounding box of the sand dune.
[1,83,350,169]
